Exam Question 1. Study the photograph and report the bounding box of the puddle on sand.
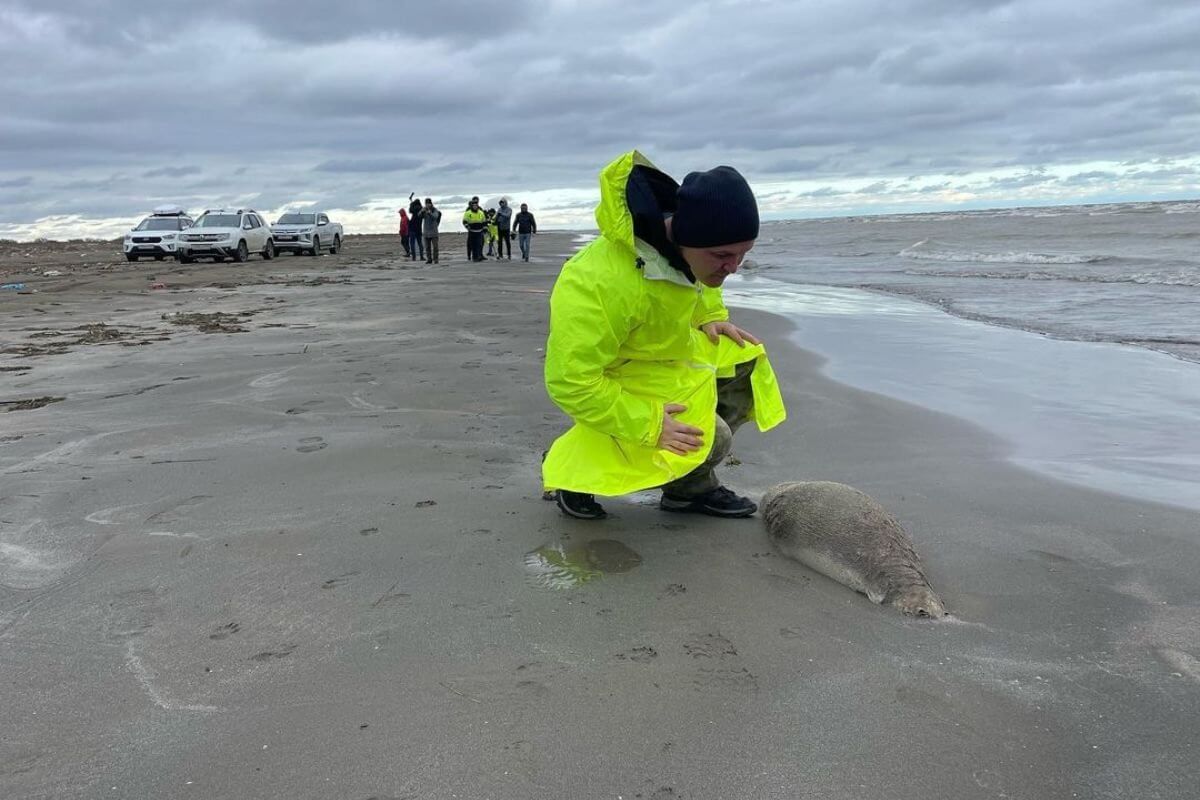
[524,539,642,589]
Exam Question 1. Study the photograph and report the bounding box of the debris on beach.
[3,323,149,357]
[73,323,128,344]
[300,276,353,287]
[163,312,249,333]
[2,395,65,412]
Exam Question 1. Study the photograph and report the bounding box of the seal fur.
[762,481,947,617]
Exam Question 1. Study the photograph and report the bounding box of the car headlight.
[162,234,176,240]
[124,234,132,241]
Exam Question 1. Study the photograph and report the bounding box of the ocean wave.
[854,283,1200,364]
[900,268,1200,287]
[900,239,1106,265]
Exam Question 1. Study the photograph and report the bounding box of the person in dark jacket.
[513,203,537,261]
[407,198,424,261]
[495,199,513,260]
[421,197,442,264]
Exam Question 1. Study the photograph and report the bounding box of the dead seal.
[762,481,947,618]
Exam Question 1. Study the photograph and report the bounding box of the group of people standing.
[400,195,537,264]
[398,196,444,264]
[462,197,538,262]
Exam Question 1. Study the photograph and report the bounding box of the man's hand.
[700,321,761,347]
[658,403,704,455]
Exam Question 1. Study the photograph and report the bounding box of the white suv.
[178,209,276,263]
[123,205,194,262]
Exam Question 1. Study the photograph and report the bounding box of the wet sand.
[2,233,1199,799]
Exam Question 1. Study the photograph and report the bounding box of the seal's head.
[889,584,948,618]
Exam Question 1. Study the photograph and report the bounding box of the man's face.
[678,240,755,287]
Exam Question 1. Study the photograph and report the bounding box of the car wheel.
[154,255,165,261]
[310,236,320,256]
[330,235,341,254]
[233,240,248,263]
[263,239,275,260]
[126,255,138,262]
[179,254,193,264]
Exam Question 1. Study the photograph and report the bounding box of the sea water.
[723,200,1200,511]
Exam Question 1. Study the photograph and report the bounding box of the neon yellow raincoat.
[542,151,786,496]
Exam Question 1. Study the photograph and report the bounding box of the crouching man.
[542,151,786,520]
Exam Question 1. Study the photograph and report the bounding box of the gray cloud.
[1060,171,1119,186]
[313,158,425,174]
[760,159,826,175]
[422,162,481,175]
[1,0,1198,235]
[8,0,537,45]
[142,166,202,178]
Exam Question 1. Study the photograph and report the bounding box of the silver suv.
[178,209,276,263]
[124,206,194,262]
[271,211,344,256]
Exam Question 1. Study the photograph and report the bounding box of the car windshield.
[136,217,184,231]
[197,214,240,227]
[277,213,316,225]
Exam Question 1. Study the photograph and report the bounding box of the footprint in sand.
[210,621,241,640]
[250,644,296,661]
[285,400,322,415]
[321,571,359,590]
[683,633,738,659]
[296,436,327,453]
[616,645,658,663]
[683,633,758,693]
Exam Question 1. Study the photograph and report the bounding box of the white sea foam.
[900,239,1105,265]
[900,267,1200,287]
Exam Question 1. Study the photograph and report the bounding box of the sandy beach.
[3,233,1199,799]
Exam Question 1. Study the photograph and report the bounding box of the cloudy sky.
[1,0,1198,239]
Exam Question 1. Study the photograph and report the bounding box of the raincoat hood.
[595,150,694,281]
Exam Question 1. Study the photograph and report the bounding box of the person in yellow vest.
[542,151,786,520]
[462,197,487,262]
[485,209,499,257]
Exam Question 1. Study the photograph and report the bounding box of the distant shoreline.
[3,197,1197,244]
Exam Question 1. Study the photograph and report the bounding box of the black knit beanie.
[672,166,759,248]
